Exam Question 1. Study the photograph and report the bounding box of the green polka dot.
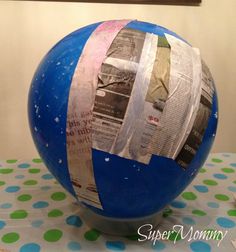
[204,229,222,240]
[125,233,140,241]
[43,229,63,242]
[0,181,5,186]
[10,210,28,219]
[84,229,101,241]
[227,209,236,217]
[215,194,230,201]
[168,231,182,241]
[28,168,41,174]
[48,209,63,217]
[212,158,223,163]
[221,168,235,173]
[182,192,197,200]
[1,232,19,243]
[233,180,236,184]
[23,180,38,186]
[203,179,218,186]
[0,169,13,174]
[51,192,66,201]
[162,208,173,218]
[32,158,42,163]
[17,194,32,202]
[199,168,206,173]
[6,159,17,164]
[192,209,207,216]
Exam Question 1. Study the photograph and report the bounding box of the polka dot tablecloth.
[0,153,236,252]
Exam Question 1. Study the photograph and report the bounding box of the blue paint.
[194,185,209,193]
[32,201,49,209]
[66,215,83,227]
[106,241,126,251]
[170,200,186,208]
[20,243,41,252]
[216,217,235,228]
[190,241,211,252]
[5,186,20,193]
[28,20,218,218]
[213,173,227,180]
[67,241,81,251]
[207,202,219,208]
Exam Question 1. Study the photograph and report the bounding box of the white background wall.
[0,0,235,158]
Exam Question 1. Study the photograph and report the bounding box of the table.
[0,153,235,252]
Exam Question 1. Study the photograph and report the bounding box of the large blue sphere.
[28,20,218,219]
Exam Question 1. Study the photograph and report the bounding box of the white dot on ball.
[58,159,62,164]
[105,158,110,162]
[54,117,60,123]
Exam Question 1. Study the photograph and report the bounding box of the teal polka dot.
[152,241,166,250]
[0,203,12,209]
[182,217,196,225]
[18,163,30,168]
[216,217,235,228]
[33,201,49,209]
[42,174,54,180]
[66,215,82,227]
[31,220,43,228]
[106,241,126,251]
[190,241,211,252]
[228,186,236,192]
[207,202,219,208]
[194,185,208,193]
[0,220,6,229]
[20,243,41,252]
[170,200,186,208]
[213,173,228,179]
[230,163,236,167]
[5,186,20,193]
[67,241,81,251]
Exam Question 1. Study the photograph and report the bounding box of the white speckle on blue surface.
[70,61,74,66]
[56,62,61,66]
[58,159,62,164]
[214,112,218,118]
[60,131,63,134]
[45,143,49,147]
[105,158,110,162]
[124,177,128,180]
[41,73,45,78]
[46,104,50,108]
[54,117,60,123]
[54,95,58,99]
[34,127,38,132]
[133,164,136,168]
[38,115,41,118]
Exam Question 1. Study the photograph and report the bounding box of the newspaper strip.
[66,20,131,209]
[149,34,202,161]
[92,29,158,164]
[175,60,214,168]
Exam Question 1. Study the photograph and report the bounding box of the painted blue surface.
[28,20,218,218]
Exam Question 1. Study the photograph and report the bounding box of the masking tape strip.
[66,20,131,209]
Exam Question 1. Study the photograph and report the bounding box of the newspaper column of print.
[92,28,146,153]
[175,60,214,169]
[127,36,171,164]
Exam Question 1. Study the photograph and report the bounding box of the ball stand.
[78,202,164,236]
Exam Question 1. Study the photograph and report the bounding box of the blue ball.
[28,20,218,219]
